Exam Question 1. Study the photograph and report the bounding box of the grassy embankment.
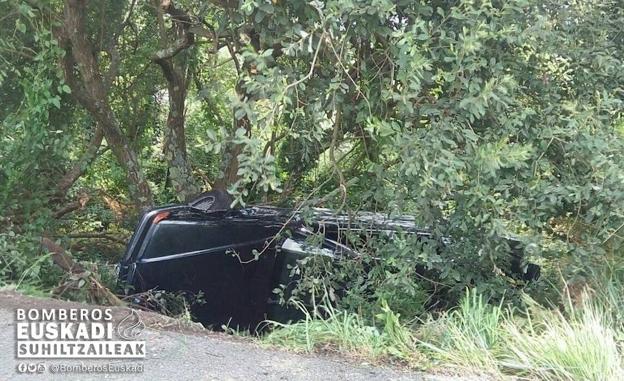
[262,261,624,380]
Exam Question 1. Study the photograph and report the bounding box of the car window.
[141,220,277,259]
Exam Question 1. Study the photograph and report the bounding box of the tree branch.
[41,237,124,306]
[57,32,90,105]
[55,126,106,197]
[52,193,90,219]
[103,45,120,91]
[152,37,193,62]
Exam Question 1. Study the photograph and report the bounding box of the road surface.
[0,290,477,381]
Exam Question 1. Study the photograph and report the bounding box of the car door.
[127,212,282,330]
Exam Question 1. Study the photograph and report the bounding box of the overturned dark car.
[118,192,539,330]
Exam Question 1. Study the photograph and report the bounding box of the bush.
[0,225,62,294]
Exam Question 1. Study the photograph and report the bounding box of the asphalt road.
[0,290,477,381]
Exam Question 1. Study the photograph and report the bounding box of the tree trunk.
[152,0,199,201]
[62,0,153,211]
[163,76,198,201]
[213,80,250,190]
[213,128,244,190]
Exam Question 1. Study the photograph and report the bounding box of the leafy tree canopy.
[1,0,623,304]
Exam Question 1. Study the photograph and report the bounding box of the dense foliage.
[1,0,623,316]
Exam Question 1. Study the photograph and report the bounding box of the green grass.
[262,300,422,365]
[417,289,506,374]
[587,258,624,332]
[502,298,622,380]
[420,286,624,379]
[263,277,624,380]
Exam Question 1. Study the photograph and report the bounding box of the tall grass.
[587,258,624,333]
[262,300,422,364]
[502,298,622,380]
[419,288,624,379]
[263,261,624,379]
[417,289,506,373]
